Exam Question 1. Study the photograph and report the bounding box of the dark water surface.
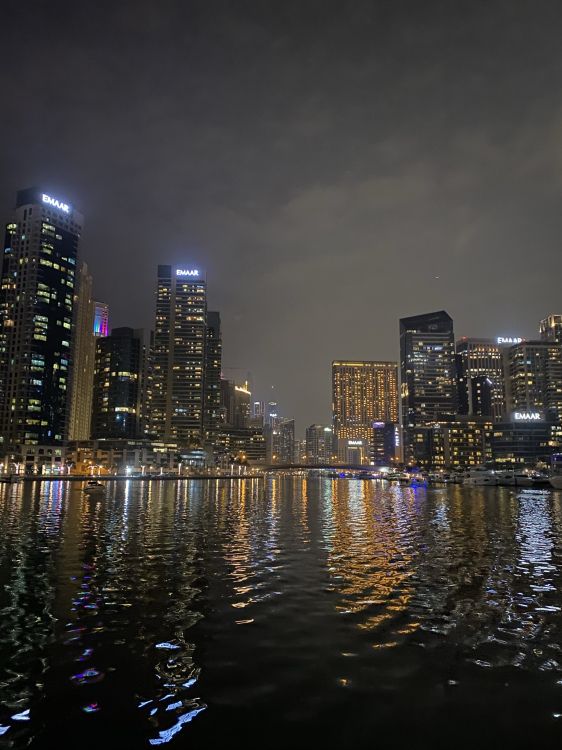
[1,478,562,748]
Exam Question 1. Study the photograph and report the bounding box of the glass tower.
[0,188,83,447]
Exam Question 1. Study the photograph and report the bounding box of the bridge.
[263,463,392,473]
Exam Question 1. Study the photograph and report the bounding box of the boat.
[495,470,535,487]
[462,467,497,486]
[550,475,562,490]
[83,480,105,495]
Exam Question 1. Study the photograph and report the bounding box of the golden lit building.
[332,360,398,461]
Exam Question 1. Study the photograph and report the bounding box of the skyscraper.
[0,188,83,447]
[540,315,562,343]
[68,261,96,440]
[148,265,207,446]
[400,311,457,428]
[93,301,109,337]
[203,311,222,443]
[508,340,562,422]
[332,360,398,458]
[91,327,143,439]
[455,338,506,420]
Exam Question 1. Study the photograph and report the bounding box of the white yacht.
[462,467,497,486]
[495,470,534,487]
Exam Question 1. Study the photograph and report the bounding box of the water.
[1,478,562,748]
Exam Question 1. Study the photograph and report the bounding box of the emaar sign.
[513,411,543,422]
[42,193,70,213]
[176,269,200,277]
[497,336,523,345]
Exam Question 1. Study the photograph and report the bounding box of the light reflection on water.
[1,478,562,747]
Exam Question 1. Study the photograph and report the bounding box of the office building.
[68,261,96,440]
[455,338,506,420]
[93,301,109,337]
[91,327,143,439]
[213,427,266,464]
[540,315,562,343]
[305,424,333,464]
[508,341,562,423]
[203,311,222,443]
[0,188,83,447]
[332,360,398,461]
[220,379,252,428]
[148,265,207,446]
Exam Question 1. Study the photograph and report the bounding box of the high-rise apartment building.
[455,338,506,420]
[0,188,83,447]
[400,311,457,428]
[91,327,144,439]
[508,341,562,422]
[540,315,562,343]
[332,361,399,455]
[279,418,295,463]
[148,265,207,446]
[68,261,96,440]
[203,311,222,442]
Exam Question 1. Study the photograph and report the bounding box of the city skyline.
[3,1,562,429]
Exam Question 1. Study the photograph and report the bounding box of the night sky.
[2,0,562,432]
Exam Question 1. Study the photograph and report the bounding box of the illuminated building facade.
[455,338,506,420]
[93,301,109,337]
[400,311,457,427]
[332,360,398,461]
[491,418,562,467]
[68,261,96,440]
[540,314,562,343]
[508,341,562,422]
[305,424,333,464]
[0,188,82,446]
[148,265,207,446]
[220,379,252,428]
[91,327,143,439]
[409,418,493,469]
[400,311,456,463]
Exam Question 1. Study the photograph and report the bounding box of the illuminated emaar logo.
[497,336,523,345]
[513,411,542,421]
[176,269,200,277]
[42,193,70,213]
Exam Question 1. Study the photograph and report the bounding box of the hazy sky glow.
[2,0,562,430]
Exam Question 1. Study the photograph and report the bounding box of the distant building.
[507,341,562,422]
[491,415,562,468]
[91,327,144,439]
[332,360,398,463]
[408,418,493,469]
[0,188,83,447]
[203,311,222,443]
[93,301,109,337]
[279,419,295,463]
[220,379,252,428]
[69,262,96,440]
[214,427,266,464]
[456,338,506,420]
[148,265,207,445]
[540,314,562,343]
[372,422,399,464]
[305,424,333,464]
